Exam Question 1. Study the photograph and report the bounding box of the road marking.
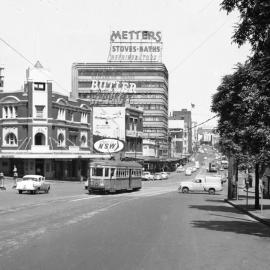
[70,196,101,202]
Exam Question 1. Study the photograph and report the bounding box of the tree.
[221,0,270,56]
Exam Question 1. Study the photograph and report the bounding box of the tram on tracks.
[87,160,142,194]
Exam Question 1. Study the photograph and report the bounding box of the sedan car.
[154,173,162,181]
[160,172,169,180]
[142,171,154,181]
[16,175,50,194]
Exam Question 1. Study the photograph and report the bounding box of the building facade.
[171,109,192,155]
[0,62,96,180]
[71,62,169,158]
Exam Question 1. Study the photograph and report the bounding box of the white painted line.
[70,196,101,202]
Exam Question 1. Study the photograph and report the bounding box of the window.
[34,82,46,91]
[81,112,88,123]
[57,108,66,120]
[35,133,45,145]
[81,135,87,147]
[58,133,65,147]
[5,133,17,145]
[92,168,103,177]
[2,106,17,118]
[35,106,45,118]
[105,168,109,177]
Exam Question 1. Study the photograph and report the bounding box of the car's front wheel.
[182,187,189,193]
[208,188,215,195]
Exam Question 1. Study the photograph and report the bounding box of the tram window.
[105,168,109,177]
[111,168,115,177]
[92,168,103,177]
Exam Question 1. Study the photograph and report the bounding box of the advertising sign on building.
[108,30,162,62]
[93,107,126,141]
[94,139,124,153]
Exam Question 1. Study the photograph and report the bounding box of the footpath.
[225,185,270,227]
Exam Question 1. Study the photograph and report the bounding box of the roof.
[90,160,142,168]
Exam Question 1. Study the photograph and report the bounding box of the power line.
[170,19,229,74]
[0,36,68,93]
[188,115,218,131]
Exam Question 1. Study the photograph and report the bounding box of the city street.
[1,160,270,270]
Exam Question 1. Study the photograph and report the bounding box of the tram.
[87,160,142,193]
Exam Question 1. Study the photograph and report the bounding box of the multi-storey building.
[172,109,192,154]
[0,62,143,179]
[71,62,169,158]
[0,62,96,179]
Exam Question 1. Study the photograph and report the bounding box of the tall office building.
[71,62,169,158]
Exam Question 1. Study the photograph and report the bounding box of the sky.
[0,0,251,127]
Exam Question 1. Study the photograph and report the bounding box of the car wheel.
[208,189,215,195]
[182,187,189,193]
[18,190,22,194]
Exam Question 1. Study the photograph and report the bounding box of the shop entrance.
[35,159,44,176]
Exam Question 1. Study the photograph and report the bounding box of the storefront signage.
[94,139,124,153]
[108,30,162,62]
[90,80,136,93]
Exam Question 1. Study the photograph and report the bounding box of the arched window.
[5,133,17,145]
[35,133,45,145]
[58,133,65,147]
[81,135,87,147]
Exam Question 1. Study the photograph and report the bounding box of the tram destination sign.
[94,139,124,153]
[108,30,162,62]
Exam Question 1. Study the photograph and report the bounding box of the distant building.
[171,109,192,154]
[71,62,169,159]
[168,119,186,158]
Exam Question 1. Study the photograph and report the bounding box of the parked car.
[16,175,50,194]
[185,168,192,176]
[176,166,185,173]
[160,172,169,179]
[142,171,154,181]
[178,175,223,195]
[154,173,162,181]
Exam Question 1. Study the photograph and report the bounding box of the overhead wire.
[0,36,69,93]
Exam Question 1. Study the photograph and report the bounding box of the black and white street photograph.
[0,0,270,269]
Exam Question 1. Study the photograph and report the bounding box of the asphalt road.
[1,153,270,270]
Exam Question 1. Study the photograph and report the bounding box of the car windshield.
[22,177,39,181]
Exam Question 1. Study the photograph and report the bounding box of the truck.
[178,175,223,195]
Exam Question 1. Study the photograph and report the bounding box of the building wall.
[71,62,169,158]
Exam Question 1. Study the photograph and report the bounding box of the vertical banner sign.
[108,30,162,62]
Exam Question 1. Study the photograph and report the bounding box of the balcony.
[31,145,50,152]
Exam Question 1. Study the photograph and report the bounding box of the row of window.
[78,70,168,79]
[3,132,88,147]
[91,167,142,178]
[2,106,18,119]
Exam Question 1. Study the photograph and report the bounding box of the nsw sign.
[94,139,124,153]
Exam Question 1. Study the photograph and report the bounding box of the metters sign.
[90,80,136,93]
[108,30,163,62]
[94,139,124,153]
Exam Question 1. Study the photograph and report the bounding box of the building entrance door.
[36,159,44,176]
